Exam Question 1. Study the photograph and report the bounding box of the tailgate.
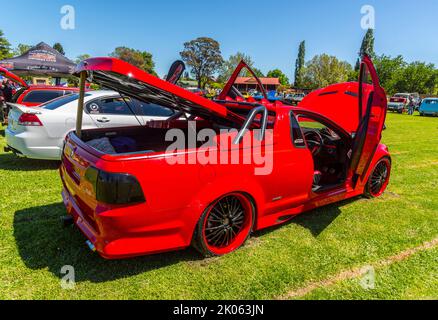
[61,134,103,231]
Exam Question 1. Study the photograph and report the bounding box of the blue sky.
[1,0,437,79]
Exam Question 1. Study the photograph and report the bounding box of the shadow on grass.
[0,129,5,137]
[254,197,359,238]
[13,202,203,283]
[14,197,361,283]
[0,153,59,171]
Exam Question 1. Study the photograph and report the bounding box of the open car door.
[350,55,388,184]
[218,61,268,101]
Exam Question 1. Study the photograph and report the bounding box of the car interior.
[294,114,353,193]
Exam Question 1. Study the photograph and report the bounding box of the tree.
[355,29,375,71]
[180,37,223,89]
[302,54,353,89]
[294,41,306,87]
[393,62,437,95]
[13,44,32,56]
[218,52,255,82]
[0,29,12,60]
[252,68,264,78]
[53,42,65,55]
[267,69,289,86]
[110,47,156,75]
[373,54,406,95]
[75,54,91,64]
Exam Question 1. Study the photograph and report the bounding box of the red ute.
[0,67,79,107]
[60,55,390,259]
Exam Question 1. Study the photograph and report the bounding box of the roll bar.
[233,105,268,145]
[75,71,87,139]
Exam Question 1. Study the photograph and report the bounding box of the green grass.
[0,113,437,300]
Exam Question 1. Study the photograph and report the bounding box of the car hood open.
[74,58,244,126]
[0,67,28,88]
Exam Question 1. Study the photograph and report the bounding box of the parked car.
[419,98,438,116]
[5,90,176,160]
[285,93,306,105]
[1,67,80,107]
[60,55,390,259]
[387,93,419,113]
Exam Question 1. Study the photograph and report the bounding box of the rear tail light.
[85,167,145,205]
[18,113,42,126]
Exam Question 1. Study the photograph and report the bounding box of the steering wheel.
[304,131,323,155]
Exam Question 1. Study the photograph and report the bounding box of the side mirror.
[233,106,268,145]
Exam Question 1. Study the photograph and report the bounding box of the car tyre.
[364,157,391,198]
[192,193,255,257]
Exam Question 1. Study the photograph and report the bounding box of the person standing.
[408,96,415,115]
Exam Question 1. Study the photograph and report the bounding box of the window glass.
[22,90,64,103]
[290,113,306,148]
[42,93,91,110]
[86,97,135,115]
[133,99,175,117]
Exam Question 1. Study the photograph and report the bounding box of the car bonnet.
[74,58,244,125]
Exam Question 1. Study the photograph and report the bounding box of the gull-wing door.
[218,60,268,101]
[349,55,388,183]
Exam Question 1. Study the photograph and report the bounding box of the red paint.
[60,55,391,259]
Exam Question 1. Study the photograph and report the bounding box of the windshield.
[425,99,438,104]
[42,93,91,110]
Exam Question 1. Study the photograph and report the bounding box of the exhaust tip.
[85,240,96,252]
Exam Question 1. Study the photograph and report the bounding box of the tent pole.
[76,71,87,139]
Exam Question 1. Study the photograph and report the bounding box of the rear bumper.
[60,164,190,259]
[387,104,404,111]
[420,111,438,116]
[5,128,62,160]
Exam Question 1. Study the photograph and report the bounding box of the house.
[234,77,280,92]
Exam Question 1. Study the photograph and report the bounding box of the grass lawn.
[0,113,437,300]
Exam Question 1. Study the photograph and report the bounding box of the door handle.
[96,117,110,123]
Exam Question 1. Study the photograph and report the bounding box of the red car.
[60,55,390,259]
[0,67,79,107]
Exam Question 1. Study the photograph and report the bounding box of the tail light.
[18,113,42,126]
[85,167,145,205]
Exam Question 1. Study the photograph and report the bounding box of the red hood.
[298,82,373,134]
[0,66,28,88]
[75,57,244,125]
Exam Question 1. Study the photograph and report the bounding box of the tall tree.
[75,54,91,64]
[355,29,375,71]
[218,52,255,82]
[267,69,289,86]
[373,54,406,94]
[393,61,437,95]
[13,44,32,56]
[53,42,65,55]
[294,41,306,87]
[180,37,223,89]
[302,54,353,89]
[110,47,156,75]
[0,29,12,60]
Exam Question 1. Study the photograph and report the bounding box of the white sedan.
[5,90,176,160]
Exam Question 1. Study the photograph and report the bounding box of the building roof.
[235,77,280,86]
